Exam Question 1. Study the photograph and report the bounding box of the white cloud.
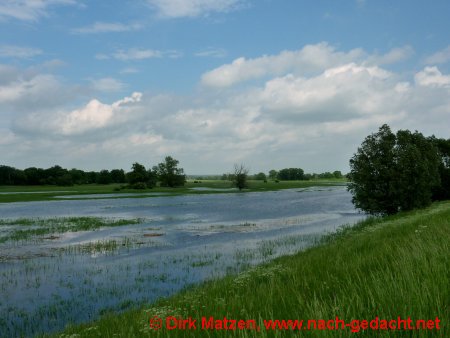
[415,66,450,87]
[120,67,139,74]
[425,46,450,64]
[55,92,142,135]
[90,77,126,92]
[113,48,162,61]
[366,45,414,65]
[195,47,227,58]
[98,48,183,61]
[0,45,42,59]
[201,43,365,87]
[3,43,450,173]
[147,0,242,18]
[72,22,143,34]
[0,0,78,22]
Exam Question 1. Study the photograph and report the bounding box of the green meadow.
[44,201,449,337]
[0,179,346,203]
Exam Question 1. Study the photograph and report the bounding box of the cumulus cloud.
[0,45,42,59]
[147,0,242,18]
[201,43,365,87]
[0,67,71,111]
[72,22,142,34]
[425,45,450,64]
[90,77,126,92]
[0,0,78,22]
[3,43,450,173]
[415,66,450,87]
[53,92,142,135]
[366,45,414,65]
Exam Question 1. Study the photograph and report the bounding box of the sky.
[0,0,449,174]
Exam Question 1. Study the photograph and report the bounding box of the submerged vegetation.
[0,217,144,243]
[45,201,449,337]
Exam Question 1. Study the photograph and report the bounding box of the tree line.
[348,124,450,215]
[221,169,343,182]
[0,156,186,188]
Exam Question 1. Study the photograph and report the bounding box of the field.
[41,201,449,337]
[0,179,346,203]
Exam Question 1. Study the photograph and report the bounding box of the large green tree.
[153,156,186,187]
[348,124,441,215]
[127,162,156,188]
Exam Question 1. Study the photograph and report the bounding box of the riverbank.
[0,179,346,203]
[44,201,449,337]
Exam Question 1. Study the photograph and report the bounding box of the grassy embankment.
[45,201,449,337]
[0,179,346,203]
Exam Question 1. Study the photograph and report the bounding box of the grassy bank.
[0,179,345,203]
[45,201,449,337]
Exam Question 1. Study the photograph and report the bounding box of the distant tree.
[318,172,334,179]
[303,173,313,180]
[110,169,126,184]
[268,170,278,180]
[277,168,304,180]
[127,162,150,188]
[430,137,450,201]
[333,171,343,179]
[97,170,112,184]
[44,165,72,186]
[233,163,249,191]
[24,167,44,185]
[147,168,158,188]
[348,124,441,215]
[69,169,86,185]
[153,156,186,187]
[254,172,267,180]
[86,171,98,184]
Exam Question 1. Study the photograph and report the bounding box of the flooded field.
[0,186,365,337]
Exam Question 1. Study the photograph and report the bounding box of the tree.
[333,170,343,179]
[233,163,249,191]
[154,156,186,187]
[254,172,267,180]
[348,124,441,215]
[268,170,278,180]
[97,170,112,184]
[277,168,304,180]
[110,169,126,184]
[430,137,450,201]
[127,162,152,188]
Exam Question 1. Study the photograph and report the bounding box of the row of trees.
[348,124,450,215]
[0,165,127,186]
[0,156,186,188]
[221,169,343,182]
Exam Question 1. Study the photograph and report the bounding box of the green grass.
[0,179,346,203]
[0,217,144,243]
[43,201,449,337]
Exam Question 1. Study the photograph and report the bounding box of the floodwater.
[0,186,365,337]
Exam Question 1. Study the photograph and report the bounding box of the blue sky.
[1,0,450,174]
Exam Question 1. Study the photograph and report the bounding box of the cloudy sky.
[1,0,449,174]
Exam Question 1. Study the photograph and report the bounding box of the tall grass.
[44,202,449,337]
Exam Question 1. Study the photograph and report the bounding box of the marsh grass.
[0,217,144,243]
[46,201,450,337]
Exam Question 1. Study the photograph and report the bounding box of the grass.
[0,217,144,243]
[43,201,449,337]
[0,179,346,203]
